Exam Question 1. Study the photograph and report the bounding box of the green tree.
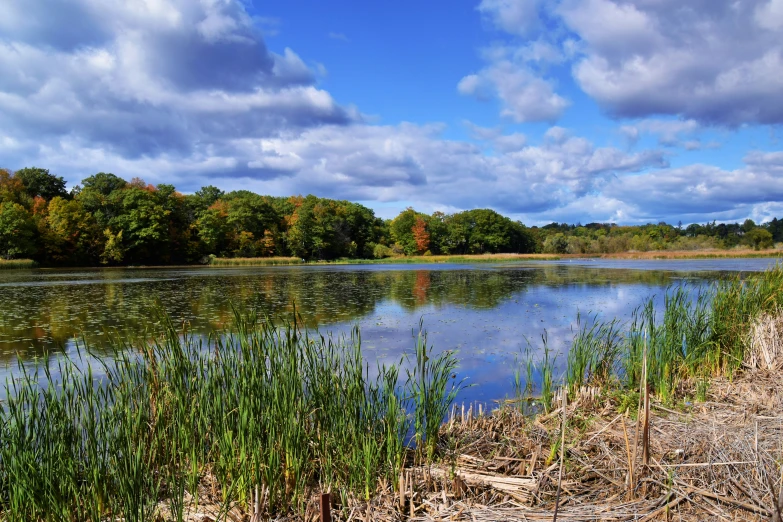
[389,208,422,255]
[0,202,36,259]
[44,197,99,264]
[542,233,569,254]
[15,167,69,201]
[105,182,172,264]
[194,185,225,209]
[443,209,535,254]
[197,201,232,256]
[745,228,773,250]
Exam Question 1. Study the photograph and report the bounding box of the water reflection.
[2,259,779,401]
[2,260,771,362]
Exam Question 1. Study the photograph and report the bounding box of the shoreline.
[4,249,782,271]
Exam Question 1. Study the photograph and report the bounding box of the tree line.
[0,167,778,265]
[535,219,778,254]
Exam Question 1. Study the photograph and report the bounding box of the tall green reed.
[517,266,783,407]
[0,308,462,521]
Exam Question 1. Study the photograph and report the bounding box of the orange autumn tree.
[412,216,430,254]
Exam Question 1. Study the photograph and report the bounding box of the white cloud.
[328,32,350,42]
[468,0,783,126]
[604,156,783,220]
[477,0,542,37]
[0,0,350,161]
[622,118,701,147]
[755,0,783,30]
[560,0,783,125]
[459,58,569,122]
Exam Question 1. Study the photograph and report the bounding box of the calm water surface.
[1,258,780,400]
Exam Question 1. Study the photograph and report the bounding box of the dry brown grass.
[566,249,783,260]
[748,310,783,372]
[209,256,303,266]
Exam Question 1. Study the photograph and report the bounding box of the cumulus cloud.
[458,45,569,122]
[182,123,668,219]
[559,0,783,125]
[621,119,702,148]
[468,0,783,126]
[0,0,350,162]
[604,154,783,221]
[477,0,542,37]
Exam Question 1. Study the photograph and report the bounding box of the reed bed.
[303,254,562,265]
[356,254,561,264]
[585,249,783,260]
[0,259,36,269]
[0,311,462,521]
[208,254,560,267]
[208,256,304,266]
[547,265,783,406]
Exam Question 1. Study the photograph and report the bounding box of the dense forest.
[0,167,779,266]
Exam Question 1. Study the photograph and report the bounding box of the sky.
[1,0,783,225]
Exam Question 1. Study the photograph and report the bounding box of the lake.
[1,257,780,401]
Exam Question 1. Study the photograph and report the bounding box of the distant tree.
[105,182,172,263]
[101,228,125,264]
[194,185,225,208]
[44,197,99,264]
[0,202,36,259]
[80,173,128,197]
[0,169,28,206]
[542,233,569,254]
[745,228,773,250]
[15,167,69,201]
[197,201,232,255]
[412,216,430,254]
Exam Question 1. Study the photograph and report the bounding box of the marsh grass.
[592,249,783,260]
[208,254,560,267]
[541,265,783,404]
[566,314,621,396]
[0,309,462,521]
[0,259,36,269]
[208,256,304,266]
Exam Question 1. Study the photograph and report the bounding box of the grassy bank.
[0,259,36,270]
[208,256,304,266]
[3,268,783,521]
[585,248,783,260]
[209,253,560,266]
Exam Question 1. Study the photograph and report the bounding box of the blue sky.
[1,0,782,225]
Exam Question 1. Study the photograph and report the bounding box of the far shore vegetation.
[0,258,36,269]
[209,249,783,267]
[3,267,783,520]
[2,167,783,269]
